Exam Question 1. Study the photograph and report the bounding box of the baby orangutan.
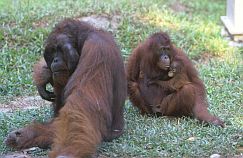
[127,32,224,127]
[148,58,191,92]
[148,58,192,113]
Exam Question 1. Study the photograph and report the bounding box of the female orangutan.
[127,32,224,127]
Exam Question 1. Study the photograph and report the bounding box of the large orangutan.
[5,19,127,157]
[127,32,224,127]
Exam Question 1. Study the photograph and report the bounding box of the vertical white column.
[221,0,243,41]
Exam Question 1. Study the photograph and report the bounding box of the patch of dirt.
[191,53,222,70]
[77,14,121,31]
[195,52,215,64]
[32,20,50,28]
[32,14,121,31]
[2,153,33,158]
[1,148,109,158]
[170,1,189,13]
[1,147,48,158]
[0,96,51,113]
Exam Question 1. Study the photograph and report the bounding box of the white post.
[221,0,243,41]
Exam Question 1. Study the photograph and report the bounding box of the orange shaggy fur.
[5,20,127,158]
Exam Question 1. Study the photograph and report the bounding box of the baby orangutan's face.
[168,60,183,78]
[168,62,178,77]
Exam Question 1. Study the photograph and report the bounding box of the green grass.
[0,0,242,157]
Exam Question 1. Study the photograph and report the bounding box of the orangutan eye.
[15,131,22,137]
[160,45,170,51]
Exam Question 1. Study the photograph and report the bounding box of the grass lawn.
[0,0,242,157]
